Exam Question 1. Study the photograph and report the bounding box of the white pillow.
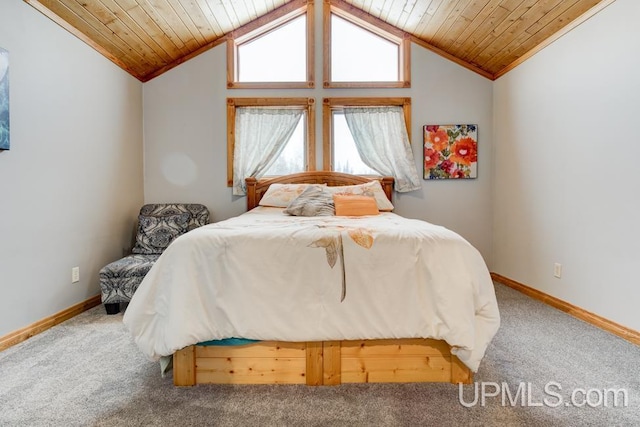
[326,180,394,211]
[259,183,326,208]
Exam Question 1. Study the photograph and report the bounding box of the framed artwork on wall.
[0,47,9,151]
[423,124,477,179]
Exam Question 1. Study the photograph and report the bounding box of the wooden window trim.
[323,0,410,89]
[227,98,316,187]
[227,0,315,89]
[322,97,411,171]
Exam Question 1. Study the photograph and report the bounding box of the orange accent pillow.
[333,195,379,216]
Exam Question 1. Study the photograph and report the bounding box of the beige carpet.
[0,283,638,426]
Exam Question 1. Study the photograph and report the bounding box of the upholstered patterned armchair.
[99,203,209,314]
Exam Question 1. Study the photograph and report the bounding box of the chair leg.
[104,303,120,315]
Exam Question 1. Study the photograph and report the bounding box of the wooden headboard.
[245,172,394,211]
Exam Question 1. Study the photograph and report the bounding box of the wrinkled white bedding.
[123,207,500,372]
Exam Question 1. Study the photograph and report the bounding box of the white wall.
[4,0,635,339]
[143,0,494,265]
[0,1,144,336]
[493,0,640,330]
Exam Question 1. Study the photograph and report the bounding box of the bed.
[123,171,500,386]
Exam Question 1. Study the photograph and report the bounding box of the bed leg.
[305,342,323,386]
[323,341,341,385]
[450,355,473,384]
[104,303,120,315]
[174,346,196,386]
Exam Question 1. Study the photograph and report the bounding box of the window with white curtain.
[323,98,421,193]
[331,111,379,175]
[227,98,315,195]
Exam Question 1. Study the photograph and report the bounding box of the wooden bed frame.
[173,171,473,386]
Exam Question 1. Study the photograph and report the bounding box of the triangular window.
[324,4,410,88]
[228,3,314,89]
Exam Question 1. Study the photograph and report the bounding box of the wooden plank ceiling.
[24,0,612,81]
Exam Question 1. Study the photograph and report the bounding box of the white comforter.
[123,207,500,372]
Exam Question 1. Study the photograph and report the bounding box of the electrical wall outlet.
[72,266,80,283]
[553,263,562,279]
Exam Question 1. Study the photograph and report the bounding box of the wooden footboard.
[173,339,472,386]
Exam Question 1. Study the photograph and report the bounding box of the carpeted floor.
[0,283,638,426]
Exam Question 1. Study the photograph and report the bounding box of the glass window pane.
[238,16,306,82]
[331,15,398,82]
[332,112,378,175]
[263,116,306,175]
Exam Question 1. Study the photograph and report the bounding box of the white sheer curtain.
[233,107,303,195]
[343,106,421,192]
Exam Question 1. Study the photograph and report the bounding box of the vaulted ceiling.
[25,0,613,82]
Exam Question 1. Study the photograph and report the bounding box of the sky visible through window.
[238,15,306,82]
[331,15,398,82]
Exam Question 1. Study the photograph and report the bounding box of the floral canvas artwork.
[0,47,9,151]
[423,124,477,179]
